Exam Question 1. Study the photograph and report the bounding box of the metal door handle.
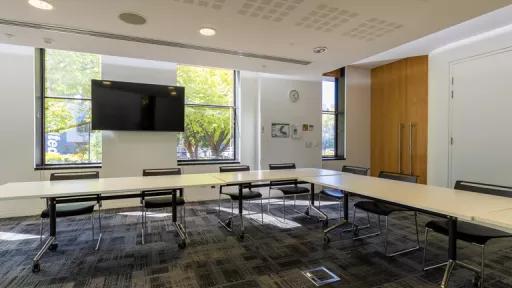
[398,123,403,173]
[409,123,415,175]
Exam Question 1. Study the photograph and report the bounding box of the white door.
[450,49,512,187]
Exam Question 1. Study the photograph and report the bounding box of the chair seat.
[222,190,262,200]
[320,188,344,199]
[41,203,96,218]
[354,200,406,216]
[144,197,185,209]
[426,220,512,245]
[275,186,310,195]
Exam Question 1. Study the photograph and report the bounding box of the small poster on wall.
[271,123,290,138]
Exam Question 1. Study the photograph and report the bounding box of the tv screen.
[91,80,185,132]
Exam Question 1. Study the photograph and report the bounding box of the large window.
[39,49,102,165]
[176,65,237,162]
[322,74,345,159]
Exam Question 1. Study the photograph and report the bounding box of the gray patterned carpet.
[0,195,511,288]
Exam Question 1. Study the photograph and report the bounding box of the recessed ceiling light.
[199,27,216,36]
[313,46,328,54]
[119,13,146,25]
[28,0,53,10]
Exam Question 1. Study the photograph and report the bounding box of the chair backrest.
[219,165,250,173]
[143,168,181,176]
[269,163,296,170]
[342,165,369,176]
[455,180,512,198]
[50,171,99,181]
[378,171,417,183]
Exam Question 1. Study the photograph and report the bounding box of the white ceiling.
[355,4,512,68]
[0,0,511,79]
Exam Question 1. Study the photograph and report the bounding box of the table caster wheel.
[32,262,41,273]
[178,241,187,249]
[472,275,482,288]
[323,235,330,243]
[49,243,58,251]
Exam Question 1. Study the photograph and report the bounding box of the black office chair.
[423,181,512,287]
[268,163,310,222]
[352,171,420,256]
[318,165,370,219]
[318,166,369,241]
[141,168,186,247]
[218,165,264,229]
[40,171,102,250]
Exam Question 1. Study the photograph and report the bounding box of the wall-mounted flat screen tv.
[91,79,185,132]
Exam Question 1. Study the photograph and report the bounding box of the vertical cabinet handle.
[398,123,403,173]
[409,123,415,175]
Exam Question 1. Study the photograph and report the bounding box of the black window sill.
[178,160,240,166]
[322,157,346,161]
[35,164,102,171]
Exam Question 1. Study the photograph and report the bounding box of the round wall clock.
[289,89,300,103]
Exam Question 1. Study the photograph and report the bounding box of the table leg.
[343,192,349,221]
[441,217,457,288]
[32,197,57,273]
[173,189,187,248]
[238,184,245,239]
[307,183,328,221]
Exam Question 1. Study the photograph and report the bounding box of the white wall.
[0,44,336,216]
[428,26,512,187]
[259,77,322,169]
[322,66,371,171]
[0,44,42,217]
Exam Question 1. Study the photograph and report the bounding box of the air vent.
[296,4,358,33]
[237,0,304,23]
[0,18,311,65]
[173,0,227,10]
[342,17,403,42]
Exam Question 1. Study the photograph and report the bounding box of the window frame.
[176,69,239,164]
[36,48,102,169]
[322,76,344,160]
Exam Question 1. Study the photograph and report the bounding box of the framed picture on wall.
[271,123,290,138]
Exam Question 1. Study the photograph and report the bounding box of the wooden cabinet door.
[404,56,428,184]
[371,60,407,177]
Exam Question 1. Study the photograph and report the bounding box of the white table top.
[0,168,338,200]
[472,208,512,234]
[211,168,341,184]
[0,174,224,200]
[301,173,512,227]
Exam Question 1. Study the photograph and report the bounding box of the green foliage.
[177,66,234,159]
[44,49,102,164]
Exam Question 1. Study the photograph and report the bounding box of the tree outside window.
[43,49,102,164]
[176,65,236,161]
[322,77,337,158]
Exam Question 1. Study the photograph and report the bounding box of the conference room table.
[0,168,339,272]
[1,168,511,288]
[300,172,512,288]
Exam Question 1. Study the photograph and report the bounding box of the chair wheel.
[323,235,330,243]
[353,226,360,236]
[322,220,329,229]
[178,241,186,249]
[49,243,58,251]
[472,275,482,288]
[304,209,310,216]
[32,262,41,273]
[238,233,245,240]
